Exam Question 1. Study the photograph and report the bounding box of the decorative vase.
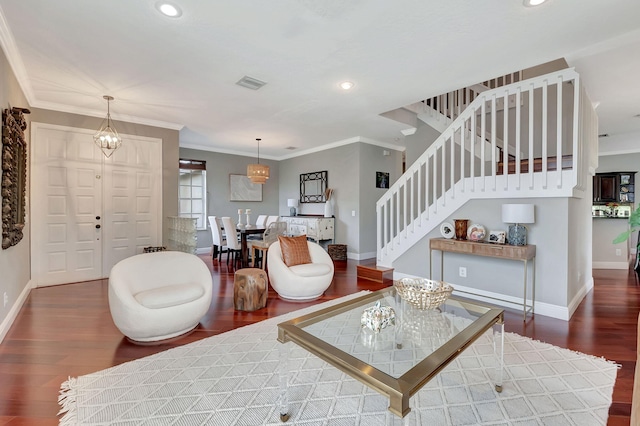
[454,219,468,240]
[324,200,333,218]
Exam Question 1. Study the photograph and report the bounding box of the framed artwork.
[229,174,262,202]
[376,172,389,189]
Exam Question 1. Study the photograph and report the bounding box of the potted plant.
[613,205,640,278]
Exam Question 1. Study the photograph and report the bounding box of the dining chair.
[255,214,268,228]
[208,216,228,263]
[266,215,280,227]
[249,221,288,269]
[221,217,242,268]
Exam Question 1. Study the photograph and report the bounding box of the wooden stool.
[234,268,268,311]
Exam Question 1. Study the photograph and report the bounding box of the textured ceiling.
[0,0,639,159]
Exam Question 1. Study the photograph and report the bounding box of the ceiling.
[0,0,639,160]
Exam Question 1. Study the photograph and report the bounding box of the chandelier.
[93,95,122,158]
[247,138,269,184]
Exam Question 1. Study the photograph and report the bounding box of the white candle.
[245,209,251,214]
[238,209,243,214]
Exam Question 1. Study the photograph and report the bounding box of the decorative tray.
[394,278,454,310]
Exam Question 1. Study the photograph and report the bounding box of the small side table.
[234,268,268,311]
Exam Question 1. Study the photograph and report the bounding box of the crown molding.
[181,136,405,161]
[0,5,35,105]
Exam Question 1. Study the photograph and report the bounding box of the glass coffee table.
[276,287,504,422]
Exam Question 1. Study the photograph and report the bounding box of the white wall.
[0,46,31,342]
[279,142,402,258]
[392,197,587,320]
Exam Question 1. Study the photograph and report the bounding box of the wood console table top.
[430,238,536,261]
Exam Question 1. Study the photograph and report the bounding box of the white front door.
[31,123,162,286]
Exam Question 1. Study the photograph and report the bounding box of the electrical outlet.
[459,267,467,278]
[351,210,356,217]
[616,248,622,257]
[3,292,7,308]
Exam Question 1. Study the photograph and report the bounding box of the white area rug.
[58,292,618,425]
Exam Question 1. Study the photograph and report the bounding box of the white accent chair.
[208,216,227,263]
[267,240,334,300]
[108,251,213,343]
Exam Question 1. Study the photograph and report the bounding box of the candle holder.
[237,209,244,228]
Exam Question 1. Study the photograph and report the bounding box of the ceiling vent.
[285,146,298,150]
[236,76,267,90]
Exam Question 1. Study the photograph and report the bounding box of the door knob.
[95,224,101,229]
[96,216,101,220]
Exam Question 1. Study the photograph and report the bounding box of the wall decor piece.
[300,170,327,203]
[488,230,506,244]
[376,171,389,189]
[229,174,262,202]
[440,222,454,239]
[2,106,30,249]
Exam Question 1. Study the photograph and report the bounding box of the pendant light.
[247,138,269,184]
[93,95,122,158]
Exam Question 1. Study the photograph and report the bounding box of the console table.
[280,216,334,244]
[429,238,536,321]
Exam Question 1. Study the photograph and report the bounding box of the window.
[178,159,206,230]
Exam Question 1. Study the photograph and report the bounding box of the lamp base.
[289,207,297,217]
[507,224,527,246]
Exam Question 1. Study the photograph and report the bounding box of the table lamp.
[502,204,535,246]
[287,198,298,216]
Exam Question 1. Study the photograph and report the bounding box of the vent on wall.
[236,76,267,90]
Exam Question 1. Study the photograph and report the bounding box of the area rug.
[58,292,618,425]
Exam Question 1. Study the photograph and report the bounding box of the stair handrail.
[377,68,589,266]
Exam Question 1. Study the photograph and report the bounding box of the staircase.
[376,68,597,267]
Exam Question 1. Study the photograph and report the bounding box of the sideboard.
[281,216,334,244]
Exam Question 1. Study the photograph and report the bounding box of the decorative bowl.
[394,278,453,310]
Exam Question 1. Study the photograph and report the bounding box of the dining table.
[236,226,266,268]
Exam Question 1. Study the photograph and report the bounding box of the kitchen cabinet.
[593,173,618,202]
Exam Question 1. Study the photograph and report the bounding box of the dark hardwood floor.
[0,257,637,425]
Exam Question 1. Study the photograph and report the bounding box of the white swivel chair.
[208,216,227,263]
[267,240,334,300]
[222,217,242,267]
[108,251,213,343]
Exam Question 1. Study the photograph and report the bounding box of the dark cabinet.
[593,172,635,203]
[593,174,618,202]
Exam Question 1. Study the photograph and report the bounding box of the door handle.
[95,224,101,229]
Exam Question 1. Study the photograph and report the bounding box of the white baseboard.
[592,261,629,270]
[566,276,593,320]
[0,279,35,344]
[346,251,376,260]
[392,271,571,321]
[195,247,211,255]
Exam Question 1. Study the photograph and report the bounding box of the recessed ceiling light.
[339,81,354,90]
[523,0,547,6]
[156,2,182,17]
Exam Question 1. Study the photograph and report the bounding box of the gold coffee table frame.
[277,287,504,420]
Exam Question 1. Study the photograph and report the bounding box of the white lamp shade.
[287,198,299,208]
[502,204,535,224]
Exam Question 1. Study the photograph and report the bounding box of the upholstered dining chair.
[248,221,287,269]
[208,216,227,263]
[255,214,268,228]
[221,217,242,267]
[266,215,280,227]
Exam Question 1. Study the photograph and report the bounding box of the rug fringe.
[58,376,78,425]
[506,332,622,368]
